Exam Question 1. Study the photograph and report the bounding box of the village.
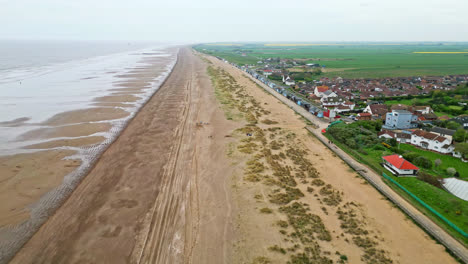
[216,56,468,204]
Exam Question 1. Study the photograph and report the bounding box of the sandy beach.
[4,48,458,264]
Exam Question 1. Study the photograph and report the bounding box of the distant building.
[383,110,418,129]
[364,104,389,119]
[321,90,338,100]
[282,75,295,86]
[449,115,468,129]
[314,86,329,97]
[411,106,433,115]
[262,69,273,76]
[357,112,372,120]
[382,154,419,176]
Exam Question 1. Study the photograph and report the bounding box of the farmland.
[194,43,468,79]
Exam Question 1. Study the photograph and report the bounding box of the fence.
[382,172,468,239]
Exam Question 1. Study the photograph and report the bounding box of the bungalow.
[382,154,419,176]
[357,112,372,120]
[378,130,412,143]
[314,86,329,97]
[411,129,454,154]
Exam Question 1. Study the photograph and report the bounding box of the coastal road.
[219,59,468,263]
[11,48,235,264]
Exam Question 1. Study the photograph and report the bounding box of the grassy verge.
[399,144,467,180]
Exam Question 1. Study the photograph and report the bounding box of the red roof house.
[382,154,419,176]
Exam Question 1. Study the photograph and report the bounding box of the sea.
[0,40,178,262]
[0,40,177,155]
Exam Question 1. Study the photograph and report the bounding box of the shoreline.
[9,47,216,264]
[0,48,179,263]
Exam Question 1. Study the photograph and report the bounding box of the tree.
[454,142,468,159]
[434,159,442,168]
[403,152,420,162]
[447,167,457,176]
[414,156,432,169]
[453,128,467,143]
[446,121,461,130]
[388,138,397,147]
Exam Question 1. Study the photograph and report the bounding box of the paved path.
[223,62,468,263]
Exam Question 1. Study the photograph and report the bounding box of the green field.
[384,98,432,106]
[194,43,468,79]
[399,144,468,180]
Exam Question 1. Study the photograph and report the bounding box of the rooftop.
[382,155,419,170]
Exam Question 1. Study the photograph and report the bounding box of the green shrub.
[413,156,432,169]
[417,171,442,188]
[447,167,457,176]
[403,152,420,162]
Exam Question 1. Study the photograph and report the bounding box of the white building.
[382,155,419,176]
[321,90,338,100]
[282,75,295,86]
[411,129,454,154]
[314,86,329,97]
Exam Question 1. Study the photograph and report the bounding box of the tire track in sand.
[137,67,200,264]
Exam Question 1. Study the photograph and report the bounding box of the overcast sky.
[1,0,467,42]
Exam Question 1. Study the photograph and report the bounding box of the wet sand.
[0,150,79,227]
[0,48,177,263]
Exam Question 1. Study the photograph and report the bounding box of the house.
[378,130,412,143]
[450,115,468,129]
[282,75,295,86]
[321,96,346,108]
[364,104,389,119]
[421,112,438,122]
[262,69,273,76]
[314,86,329,97]
[342,101,356,110]
[391,104,409,111]
[430,127,456,139]
[332,104,353,113]
[383,110,418,130]
[382,154,419,176]
[357,112,372,120]
[411,106,433,115]
[321,90,338,100]
[411,129,454,154]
